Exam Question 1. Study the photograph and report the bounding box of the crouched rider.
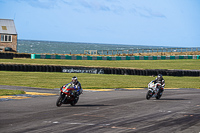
[70,76,83,96]
[152,74,165,93]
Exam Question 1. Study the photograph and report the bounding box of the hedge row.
[0,64,199,76]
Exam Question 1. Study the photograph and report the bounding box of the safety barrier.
[0,64,199,76]
[0,53,32,59]
[14,53,31,58]
[31,54,200,60]
[0,53,199,60]
[0,53,14,59]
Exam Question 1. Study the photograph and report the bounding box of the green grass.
[0,58,199,70]
[0,59,199,90]
[0,71,199,89]
[0,89,25,96]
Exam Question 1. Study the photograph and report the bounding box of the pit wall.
[31,54,200,60]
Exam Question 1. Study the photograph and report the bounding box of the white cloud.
[130,4,166,18]
[14,0,58,9]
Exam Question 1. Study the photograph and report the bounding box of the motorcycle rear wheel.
[146,91,152,100]
[56,96,63,107]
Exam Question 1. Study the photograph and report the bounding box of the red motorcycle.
[56,84,79,107]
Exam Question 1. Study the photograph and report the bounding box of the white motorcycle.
[146,81,163,100]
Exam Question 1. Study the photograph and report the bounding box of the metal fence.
[84,47,200,55]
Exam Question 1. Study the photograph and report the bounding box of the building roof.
[0,19,17,34]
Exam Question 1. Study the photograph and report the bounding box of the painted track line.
[0,91,57,101]
[84,88,180,92]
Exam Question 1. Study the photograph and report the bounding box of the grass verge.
[0,58,199,70]
[0,71,199,89]
[0,89,25,96]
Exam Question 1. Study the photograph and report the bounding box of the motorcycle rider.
[69,76,83,96]
[152,74,165,93]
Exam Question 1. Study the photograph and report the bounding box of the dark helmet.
[157,74,162,80]
[72,76,78,84]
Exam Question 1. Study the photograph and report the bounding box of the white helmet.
[157,74,162,80]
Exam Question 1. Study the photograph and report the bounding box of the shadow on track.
[75,104,113,107]
[58,104,113,107]
[158,98,190,100]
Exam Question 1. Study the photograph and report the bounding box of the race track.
[0,85,200,133]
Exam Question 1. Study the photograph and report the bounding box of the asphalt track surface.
[0,85,200,133]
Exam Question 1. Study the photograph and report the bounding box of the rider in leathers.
[69,76,83,96]
[152,74,165,93]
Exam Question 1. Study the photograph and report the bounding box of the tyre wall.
[31,54,200,60]
[0,64,199,76]
[14,53,31,58]
[0,53,14,59]
[0,53,31,59]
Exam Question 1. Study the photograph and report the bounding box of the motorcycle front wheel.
[56,95,63,107]
[146,91,152,100]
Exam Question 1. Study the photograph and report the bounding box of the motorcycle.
[56,84,80,107]
[146,81,163,100]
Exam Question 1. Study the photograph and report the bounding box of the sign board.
[62,68,104,74]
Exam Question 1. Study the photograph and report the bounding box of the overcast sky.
[0,0,200,47]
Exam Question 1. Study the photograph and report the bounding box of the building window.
[1,35,12,42]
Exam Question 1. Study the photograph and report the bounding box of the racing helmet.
[157,74,162,80]
[72,76,78,84]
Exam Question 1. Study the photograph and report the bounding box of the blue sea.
[17,40,196,55]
